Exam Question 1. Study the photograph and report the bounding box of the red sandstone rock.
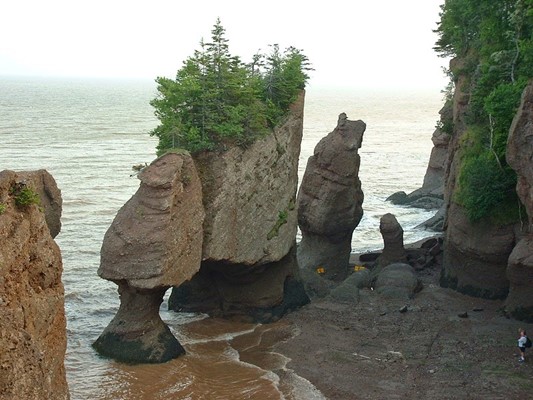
[0,170,69,399]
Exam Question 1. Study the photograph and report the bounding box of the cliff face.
[169,92,309,321]
[0,170,69,399]
[194,92,305,265]
[440,58,516,299]
[504,81,533,321]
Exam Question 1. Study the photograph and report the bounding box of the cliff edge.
[0,170,69,399]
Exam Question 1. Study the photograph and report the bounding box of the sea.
[1,76,442,399]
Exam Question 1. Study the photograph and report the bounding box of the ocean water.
[1,77,441,399]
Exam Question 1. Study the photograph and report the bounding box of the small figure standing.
[518,328,528,363]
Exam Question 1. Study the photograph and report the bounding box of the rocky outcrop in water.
[0,170,69,399]
[169,93,309,322]
[387,103,451,231]
[296,113,365,281]
[505,81,533,321]
[94,153,204,363]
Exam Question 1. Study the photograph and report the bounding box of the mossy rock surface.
[92,328,185,364]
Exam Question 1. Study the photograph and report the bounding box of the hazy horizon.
[0,0,449,90]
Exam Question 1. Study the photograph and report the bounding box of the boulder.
[298,267,337,299]
[94,152,204,363]
[0,170,68,399]
[169,92,309,321]
[374,263,421,301]
[297,113,365,281]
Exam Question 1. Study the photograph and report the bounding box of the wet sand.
[275,266,533,399]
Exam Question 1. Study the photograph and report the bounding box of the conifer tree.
[150,20,311,155]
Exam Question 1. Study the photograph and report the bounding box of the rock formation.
[0,170,69,399]
[505,81,533,321]
[297,113,365,281]
[387,103,451,231]
[94,152,204,363]
[15,169,63,238]
[169,92,309,322]
[440,58,516,299]
[375,213,408,273]
[441,202,514,299]
[374,263,421,301]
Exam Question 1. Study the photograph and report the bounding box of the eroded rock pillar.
[297,113,365,281]
[93,283,184,363]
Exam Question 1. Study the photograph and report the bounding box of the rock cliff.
[296,113,365,281]
[0,170,69,399]
[94,153,204,363]
[505,81,533,321]
[440,58,516,299]
[169,92,309,321]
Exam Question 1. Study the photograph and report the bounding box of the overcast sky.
[0,0,449,90]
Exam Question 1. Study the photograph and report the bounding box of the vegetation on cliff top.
[150,19,311,155]
[434,0,533,223]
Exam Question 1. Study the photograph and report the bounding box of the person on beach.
[518,328,527,363]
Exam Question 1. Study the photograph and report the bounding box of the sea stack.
[169,92,309,322]
[94,152,204,363]
[297,113,365,281]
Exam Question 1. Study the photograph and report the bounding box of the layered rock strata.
[94,153,204,363]
[505,81,533,321]
[297,113,365,281]
[0,170,69,399]
[170,92,309,321]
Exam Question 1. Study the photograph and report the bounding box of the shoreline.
[272,265,533,399]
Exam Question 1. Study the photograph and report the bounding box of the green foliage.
[267,210,289,240]
[150,19,311,155]
[455,148,518,223]
[11,185,40,208]
[0,203,5,215]
[435,0,532,223]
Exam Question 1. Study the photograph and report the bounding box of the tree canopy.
[434,0,533,222]
[150,19,311,155]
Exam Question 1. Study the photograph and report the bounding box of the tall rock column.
[297,113,365,281]
[169,92,309,322]
[0,170,69,399]
[505,81,533,321]
[93,152,204,363]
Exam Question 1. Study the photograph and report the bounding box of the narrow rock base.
[93,284,184,363]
